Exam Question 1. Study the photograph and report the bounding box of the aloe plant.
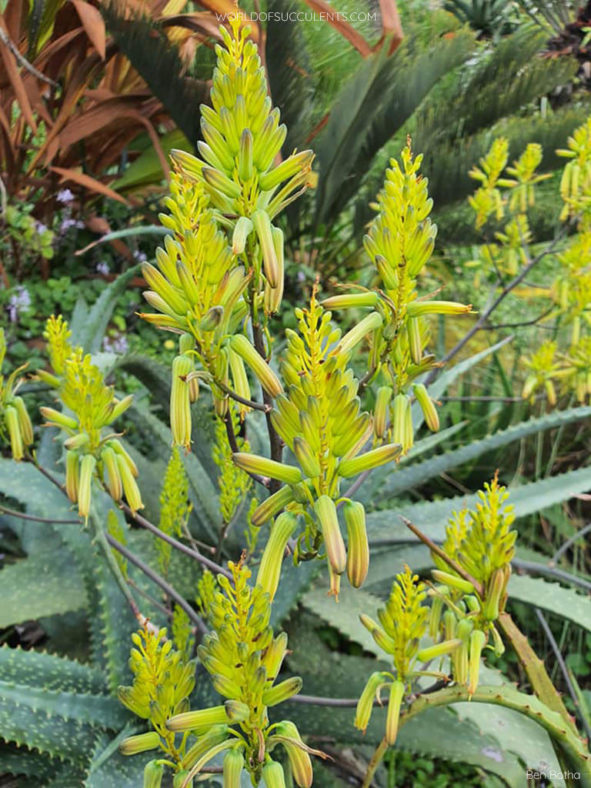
[1,18,591,788]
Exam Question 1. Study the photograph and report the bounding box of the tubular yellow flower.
[78,453,96,518]
[117,454,144,513]
[256,512,297,601]
[65,449,80,502]
[4,406,23,460]
[385,680,405,745]
[262,676,303,706]
[321,292,379,310]
[261,761,286,788]
[413,383,439,432]
[223,748,245,788]
[251,484,296,526]
[171,354,193,449]
[167,702,249,733]
[355,671,387,733]
[119,731,161,756]
[314,495,346,576]
[232,452,301,484]
[13,396,33,446]
[252,209,280,287]
[468,629,487,695]
[406,300,472,317]
[343,500,369,588]
[143,760,165,788]
[374,386,392,438]
[272,721,313,788]
[336,311,383,357]
[101,445,122,501]
[338,443,401,478]
[229,335,283,397]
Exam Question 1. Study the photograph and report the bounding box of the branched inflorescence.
[324,142,472,455]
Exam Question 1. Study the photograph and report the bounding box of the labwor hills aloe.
[1,15,591,788]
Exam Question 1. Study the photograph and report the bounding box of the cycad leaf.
[101,5,207,144]
[314,31,474,224]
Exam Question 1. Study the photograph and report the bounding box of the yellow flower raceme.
[0,328,33,461]
[181,561,317,786]
[356,566,460,744]
[240,294,399,595]
[39,320,142,517]
[118,626,196,772]
[428,478,515,684]
[325,143,471,454]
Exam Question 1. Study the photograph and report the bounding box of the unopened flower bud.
[343,500,369,588]
[233,452,301,484]
[314,495,346,576]
[143,759,164,787]
[223,748,245,788]
[262,676,303,706]
[229,335,283,397]
[338,443,401,478]
[413,383,439,432]
[385,680,405,745]
[119,731,161,756]
[256,512,297,600]
[261,760,286,788]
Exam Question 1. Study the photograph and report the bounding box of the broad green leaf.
[367,466,591,542]
[0,647,105,695]
[508,575,591,633]
[302,585,383,657]
[383,406,591,497]
[0,551,86,628]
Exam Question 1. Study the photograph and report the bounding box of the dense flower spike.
[118,626,196,772]
[323,142,471,455]
[426,478,516,689]
[38,318,141,517]
[244,293,398,593]
[140,21,314,447]
[0,328,33,461]
[356,566,458,745]
[176,561,315,785]
[157,447,191,576]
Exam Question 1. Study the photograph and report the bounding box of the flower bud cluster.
[0,328,33,461]
[237,294,400,595]
[118,626,196,778]
[172,561,314,786]
[39,317,141,517]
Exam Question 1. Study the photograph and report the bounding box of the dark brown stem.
[214,378,270,412]
[120,503,232,579]
[106,533,207,636]
[251,321,283,492]
[401,516,483,595]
